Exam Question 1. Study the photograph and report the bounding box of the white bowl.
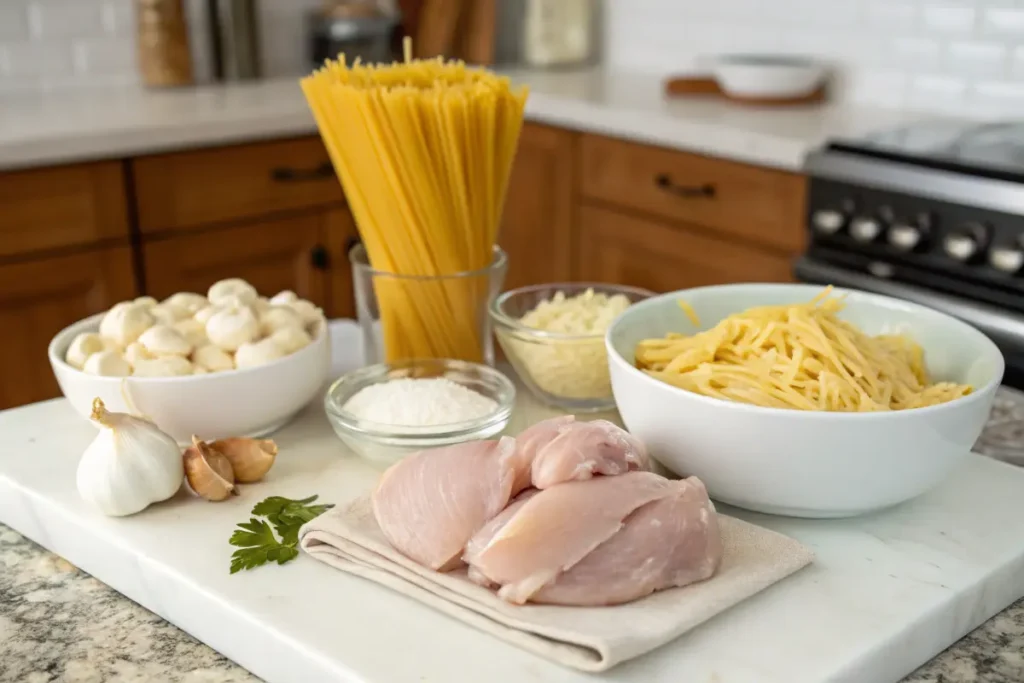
[49,313,331,443]
[606,284,1004,518]
[713,54,825,99]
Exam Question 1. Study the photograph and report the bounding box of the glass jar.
[522,0,596,68]
[136,0,194,87]
[350,243,508,366]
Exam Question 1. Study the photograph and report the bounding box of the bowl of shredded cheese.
[490,283,653,412]
[324,358,516,466]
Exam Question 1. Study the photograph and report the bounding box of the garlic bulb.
[132,356,193,377]
[76,398,184,517]
[164,292,208,316]
[99,302,154,347]
[193,344,234,372]
[270,290,298,305]
[138,324,192,357]
[271,326,311,354]
[148,303,187,327]
[206,304,259,352]
[134,296,158,308]
[66,332,105,369]
[208,278,257,307]
[123,342,153,368]
[173,318,208,348]
[183,436,236,501]
[83,350,132,377]
[209,437,278,483]
[259,305,303,336]
[193,305,221,325]
[235,337,286,369]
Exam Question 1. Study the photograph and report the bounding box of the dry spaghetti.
[635,288,972,412]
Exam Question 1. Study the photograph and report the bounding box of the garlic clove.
[208,278,258,307]
[193,304,222,325]
[100,337,122,353]
[192,344,234,372]
[138,324,193,357]
[270,290,298,306]
[132,356,193,377]
[173,318,208,348]
[270,326,311,355]
[183,435,236,502]
[134,296,159,308]
[206,304,259,352]
[259,305,303,337]
[76,398,184,517]
[83,350,132,377]
[164,292,208,316]
[235,337,286,369]
[209,437,278,483]
[66,332,106,369]
[193,366,210,375]
[123,341,154,368]
[99,302,155,347]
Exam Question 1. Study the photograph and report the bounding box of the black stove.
[796,120,1024,390]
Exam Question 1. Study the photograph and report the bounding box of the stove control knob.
[943,234,980,261]
[850,216,882,243]
[888,223,923,251]
[989,245,1024,273]
[812,209,844,234]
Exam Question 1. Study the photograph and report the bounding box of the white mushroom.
[132,356,194,377]
[164,292,208,316]
[271,326,312,355]
[289,299,325,330]
[252,297,271,317]
[192,344,235,372]
[193,304,221,325]
[192,366,210,375]
[133,296,158,308]
[83,350,132,377]
[205,304,259,352]
[123,342,153,368]
[138,324,192,357]
[235,337,286,369]
[173,318,208,348]
[207,278,258,307]
[259,305,303,337]
[98,302,155,347]
[66,333,106,369]
[148,303,187,327]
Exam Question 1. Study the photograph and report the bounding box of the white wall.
[605,0,1024,116]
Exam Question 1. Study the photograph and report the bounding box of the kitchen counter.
[2,389,1024,682]
[0,68,927,173]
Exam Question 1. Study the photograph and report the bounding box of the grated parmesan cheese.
[342,378,498,427]
[504,289,633,400]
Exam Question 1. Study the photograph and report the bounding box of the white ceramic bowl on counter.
[606,283,1004,518]
[49,313,330,443]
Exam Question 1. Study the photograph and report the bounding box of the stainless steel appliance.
[797,121,1024,389]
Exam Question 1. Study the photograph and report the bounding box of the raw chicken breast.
[372,437,518,571]
[530,419,650,489]
[465,488,540,588]
[465,471,678,604]
[531,477,722,606]
[508,415,575,492]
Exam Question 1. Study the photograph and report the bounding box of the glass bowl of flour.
[325,358,516,466]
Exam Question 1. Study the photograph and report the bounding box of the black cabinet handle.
[271,162,334,183]
[654,173,716,198]
[310,244,330,270]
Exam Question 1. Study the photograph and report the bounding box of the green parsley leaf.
[228,495,334,574]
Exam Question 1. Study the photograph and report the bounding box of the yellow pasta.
[300,38,528,362]
[635,287,973,411]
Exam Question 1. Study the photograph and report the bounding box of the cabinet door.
[323,208,360,320]
[142,214,330,309]
[576,205,795,292]
[0,246,137,409]
[498,123,575,290]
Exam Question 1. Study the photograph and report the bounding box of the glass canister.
[350,243,508,366]
[136,0,194,87]
[522,0,596,68]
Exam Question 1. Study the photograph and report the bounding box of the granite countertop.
[0,67,929,173]
[1,391,1023,682]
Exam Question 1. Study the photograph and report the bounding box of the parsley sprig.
[229,495,334,574]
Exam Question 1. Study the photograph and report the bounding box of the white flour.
[342,378,498,427]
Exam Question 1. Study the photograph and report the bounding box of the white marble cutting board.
[2,382,1024,683]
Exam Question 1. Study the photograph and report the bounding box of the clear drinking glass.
[350,243,508,365]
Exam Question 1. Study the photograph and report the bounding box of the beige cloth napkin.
[299,497,814,672]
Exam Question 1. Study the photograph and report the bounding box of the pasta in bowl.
[605,283,1004,518]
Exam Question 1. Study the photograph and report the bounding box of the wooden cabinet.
[575,205,795,293]
[0,161,128,258]
[498,123,575,290]
[323,208,360,320]
[0,246,137,409]
[142,214,331,309]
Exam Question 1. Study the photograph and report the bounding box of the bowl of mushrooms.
[48,278,330,443]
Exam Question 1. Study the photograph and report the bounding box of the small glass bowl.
[324,358,516,466]
[490,282,654,412]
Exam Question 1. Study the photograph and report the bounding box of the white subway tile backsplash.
[863,2,918,30]
[970,80,1024,117]
[73,40,135,76]
[29,0,105,39]
[982,7,1024,35]
[889,38,943,70]
[907,74,969,112]
[2,42,74,79]
[921,4,977,33]
[946,40,1007,76]
[0,4,30,41]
